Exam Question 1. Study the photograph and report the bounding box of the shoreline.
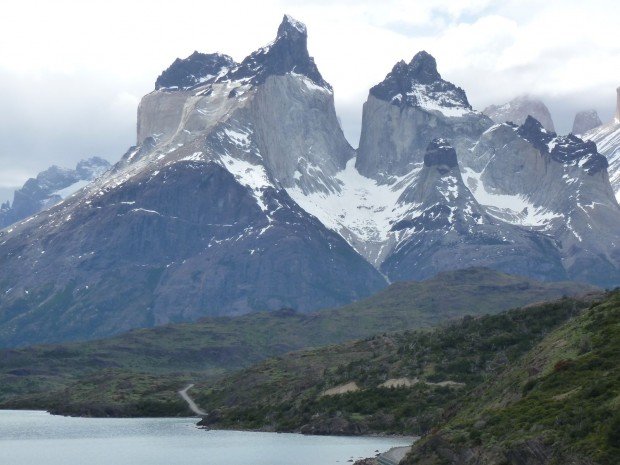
[0,408,416,441]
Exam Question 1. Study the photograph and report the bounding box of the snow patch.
[219,155,272,211]
[287,158,420,264]
[52,180,91,199]
[463,167,562,227]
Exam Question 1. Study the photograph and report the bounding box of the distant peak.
[572,109,602,134]
[483,95,555,132]
[424,138,458,168]
[278,14,307,37]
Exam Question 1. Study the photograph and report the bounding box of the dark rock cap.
[370,51,470,110]
[424,138,458,168]
[223,15,330,89]
[517,116,607,175]
[404,51,441,84]
[517,115,555,152]
[155,52,235,90]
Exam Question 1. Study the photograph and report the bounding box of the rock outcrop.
[382,139,565,282]
[467,117,620,286]
[572,109,602,134]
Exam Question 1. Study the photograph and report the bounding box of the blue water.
[0,410,413,465]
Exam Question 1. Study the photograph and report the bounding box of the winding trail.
[178,383,207,416]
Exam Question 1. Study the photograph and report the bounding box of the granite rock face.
[0,157,110,229]
[483,95,556,133]
[572,109,602,134]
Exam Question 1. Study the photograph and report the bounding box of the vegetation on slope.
[0,268,591,416]
[192,295,597,436]
[404,290,620,465]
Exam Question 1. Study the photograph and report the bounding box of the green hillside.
[186,290,618,465]
[0,268,594,416]
[190,295,598,435]
[404,290,620,465]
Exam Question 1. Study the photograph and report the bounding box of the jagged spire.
[223,15,330,89]
[407,51,441,84]
[277,14,307,38]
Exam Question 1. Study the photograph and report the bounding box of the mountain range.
[0,15,619,348]
[0,157,110,228]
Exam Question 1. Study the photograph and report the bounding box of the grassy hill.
[0,268,594,416]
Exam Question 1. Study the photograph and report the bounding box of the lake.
[0,410,413,465]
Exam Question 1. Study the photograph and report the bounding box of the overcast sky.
[1,0,619,202]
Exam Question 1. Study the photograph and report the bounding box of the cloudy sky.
[1,0,619,202]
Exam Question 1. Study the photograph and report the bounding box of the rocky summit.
[356,51,491,179]
[483,95,556,133]
[572,109,602,134]
[0,15,619,348]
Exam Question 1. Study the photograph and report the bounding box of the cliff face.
[616,87,620,122]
